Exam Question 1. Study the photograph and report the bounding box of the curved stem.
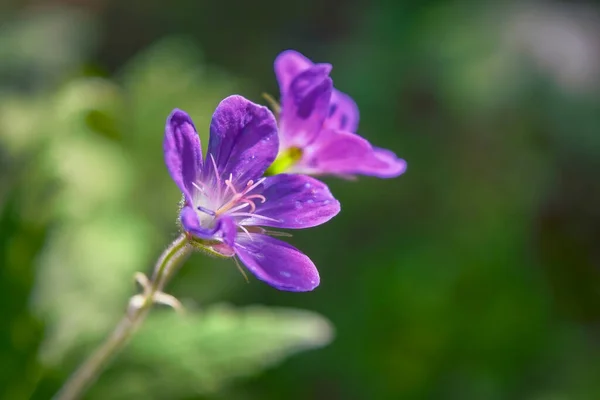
[53,233,192,400]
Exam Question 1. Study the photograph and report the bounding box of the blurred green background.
[2,0,600,399]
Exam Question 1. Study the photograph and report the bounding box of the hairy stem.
[53,233,192,400]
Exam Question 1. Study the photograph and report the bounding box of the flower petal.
[324,89,360,132]
[180,206,237,245]
[235,234,320,291]
[164,109,203,202]
[294,129,407,178]
[279,65,333,148]
[371,146,408,178]
[274,50,314,94]
[204,95,278,187]
[239,174,340,229]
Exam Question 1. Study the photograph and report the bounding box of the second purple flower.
[269,50,407,179]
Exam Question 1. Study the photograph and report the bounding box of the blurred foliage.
[91,306,332,399]
[2,1,600,400]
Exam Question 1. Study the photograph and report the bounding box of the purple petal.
[239,174,340,229]
[295,129,407,178]
[274,50,314,94]
[234,234,320,291]
[164,109,203,202]
[324,89,360,132]
[279,65,333,148]
[204,95,278,187]
[180,206,237,245]
[371,146,408,178]
[215,215,238,247]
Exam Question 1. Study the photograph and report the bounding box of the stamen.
[234,243,249,251]
[227,201,253,214]
[243,177,266,195]
[245,194,267,203]
[216,177,266,216]
[229,212,281,223]
[223,173,234,197]
[197,206,215,216]
[212,177,268,218]
[224,178,239,197]
[192,182,205,193]
[210,154,220,186]
[238,225,253,240]
[240,200,257,213]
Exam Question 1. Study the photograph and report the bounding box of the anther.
[197,206,216,216]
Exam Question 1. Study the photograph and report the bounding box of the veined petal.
[324,89,360,132]
[204,95,279,188]
[240,174,340,229]
[164,109,203,202]
[274,50,314,94]
[279,65,333,148]
[181,207,237,245]
[295,129,407,178]
[235,234,320,292]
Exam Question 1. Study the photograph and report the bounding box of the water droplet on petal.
[295,201,303,210]
[304,182,311,189]
[307,199,314,204]
[280,271,292,278]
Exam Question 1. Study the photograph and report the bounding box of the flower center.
[215,177,267,216]
[192,173,267,228]
[266,146,303,175]
[190,155,282,236]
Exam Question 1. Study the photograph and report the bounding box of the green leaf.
[89,305,334,399]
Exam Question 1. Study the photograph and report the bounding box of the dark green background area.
[2,1,600,399]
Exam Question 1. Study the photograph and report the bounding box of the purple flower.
[164,95,340,291]
[270,50,407,178]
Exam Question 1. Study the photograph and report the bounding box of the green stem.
[53,233,192,400]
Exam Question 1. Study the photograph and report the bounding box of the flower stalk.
[53,234,192,400]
